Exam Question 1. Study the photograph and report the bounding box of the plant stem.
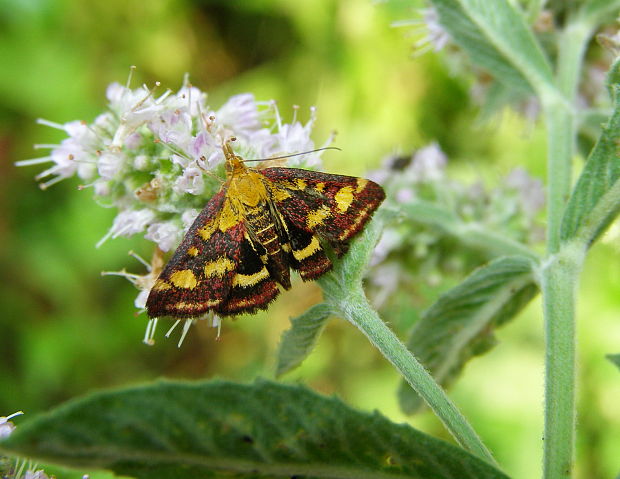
[543,16,590,254]
[540,244,584,479]
[339,289,499,468]
[542,98,573,255]
[541,13,592,479]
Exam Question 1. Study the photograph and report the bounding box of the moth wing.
[146,191,237,318]
[263,167,385,254]
[146,190,281,318]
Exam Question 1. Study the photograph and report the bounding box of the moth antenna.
[243,146,342,163]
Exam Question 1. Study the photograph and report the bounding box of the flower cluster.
[367,144,545,311]
[19,74,329,342]
[396,4,620,134]
[0,412,54,479]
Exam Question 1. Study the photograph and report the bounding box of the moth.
[146,141,385,318]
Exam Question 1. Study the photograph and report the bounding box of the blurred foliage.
[1,1,620,479]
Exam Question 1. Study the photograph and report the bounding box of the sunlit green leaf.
[430,0,554,94]
[276,303,333,377]
[399,256,538,414]
[318,211,386,304]
[560,76,620,245]
[606,354,620,372]
[401,200,539,260]
[1,379,509,479]
[580,0,620,26]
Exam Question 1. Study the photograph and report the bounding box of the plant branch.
[333,287,499,468]
[540,243,584,479]
[541,12,594,479]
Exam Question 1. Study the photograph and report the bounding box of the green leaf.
[576,108,611,159]
[580,0,620,26]
[606,354,620,372]
[430,0,554,95]
[0,379,510,479]
[401,201,539,260]
[560,80,620,245]
[318,210,385,303]
[276,303,333,377]
[399,256,538,415]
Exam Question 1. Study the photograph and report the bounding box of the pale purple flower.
[24,471,49,479]
[182,208,200,228]
[393,6,451,55]
[133,154,150,171]
[216,93,262,136]
[97,209,156,247]
[189,132,222,166]
[506,167,545,216]
[276,122,317,164]
[93,179,111,196]
[148,109,193,151]
[396,188,415,203]
[134,289,149,310]
[172,85,207,116]
[125,132,143,150]
[173,164,205,195]
[410,142,447,181]
[370,229,402,266]
[0,411,23,439]
[22,75,328,344]
[370,263,402,309]
[97,151,126,179]
[419,7,451,52]
[144,221,182,252]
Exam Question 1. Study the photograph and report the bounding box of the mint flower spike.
[21,75,330,344]
[391,7,451,56]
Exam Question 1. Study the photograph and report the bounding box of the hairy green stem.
[338,289,498,468]
[541,13,592,479]
[540,244,584,479]
[542,98,573,255]
[556,21,591,100]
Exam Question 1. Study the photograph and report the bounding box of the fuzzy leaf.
[399,256,538,414]
[430,0,554,94]
[561,80,620,245]
[401,200,539,260]
[276,303,333,377]
[318,211,385,303]
[607,354,620,372]
[0,379,509,479]
[581,0,620,26]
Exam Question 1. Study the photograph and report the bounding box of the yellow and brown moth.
[146,141,385,319]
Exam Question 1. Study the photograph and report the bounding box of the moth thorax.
[225,154,247,176]
[228,170,268,207]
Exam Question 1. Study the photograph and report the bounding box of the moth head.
[223,137,247,178]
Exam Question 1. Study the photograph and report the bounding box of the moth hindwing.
[146,143,385,319]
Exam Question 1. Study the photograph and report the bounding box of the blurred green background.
[1,1,620,478]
